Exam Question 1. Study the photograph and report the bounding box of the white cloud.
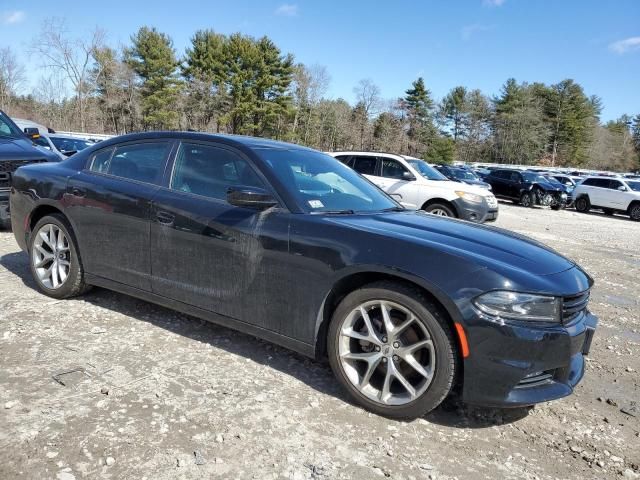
[609,36,640,54]
[461,24,492,40]
[1,10,25,24]
[483,0,506,6]
[275,3,298,16]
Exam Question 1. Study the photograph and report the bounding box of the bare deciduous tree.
[31,18,105,130]
[0,47,26,110]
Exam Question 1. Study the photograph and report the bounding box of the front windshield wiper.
[380,206,405,212]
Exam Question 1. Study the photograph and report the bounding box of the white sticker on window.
[308,200,324,208]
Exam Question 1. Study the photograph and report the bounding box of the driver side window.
[381,158,409,180]
[170,142,264,201]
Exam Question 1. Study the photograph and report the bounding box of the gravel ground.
[0,202,638,480]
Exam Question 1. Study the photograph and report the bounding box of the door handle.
[155,211,175,225]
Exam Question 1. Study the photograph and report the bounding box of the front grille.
[0,159,47,190]
[515,370,555,389]
[562,290,590,323]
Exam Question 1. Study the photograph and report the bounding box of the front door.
[149,141,290,331]
[65,140,172,290]
[375,157,418,208]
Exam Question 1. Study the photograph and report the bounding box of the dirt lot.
[0,202,638,480]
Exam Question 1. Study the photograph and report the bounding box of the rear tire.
[327,281,457,419]
[29,214,90,299]
[575,196,590,213]
[423,203,455,218]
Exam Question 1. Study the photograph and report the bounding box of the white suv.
[330,152,498,223]
[573,176,640,221]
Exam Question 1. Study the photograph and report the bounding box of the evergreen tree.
[402,77,436,154]
[440,86,467,140]
[632,114,640,156]
[125,27,182,130]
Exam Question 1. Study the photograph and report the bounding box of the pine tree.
[125,27,182,130]
[402,77,436,154]
[440,86,467,140]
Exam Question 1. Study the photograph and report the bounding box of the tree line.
[1,18,639,171]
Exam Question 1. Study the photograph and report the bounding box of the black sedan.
[433,164,492,190]
[10,132,597,418]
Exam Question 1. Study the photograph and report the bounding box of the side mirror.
[402,171,416,181]
[227,186,278,210]
[24,127,40,140]
[618,186,627,192]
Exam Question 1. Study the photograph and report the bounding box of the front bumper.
[461,311,598,407]
[452,197,499,223]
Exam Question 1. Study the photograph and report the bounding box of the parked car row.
[8,131,598,419]
[330,152,499,223]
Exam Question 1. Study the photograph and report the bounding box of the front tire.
[629,203,640,221]
[327,281,456,419]
[423,203,455,218]
[520,192,533,208]
[575,196,590,213]
[29,214,90,299]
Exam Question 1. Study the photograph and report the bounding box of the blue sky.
[1,0,639,121]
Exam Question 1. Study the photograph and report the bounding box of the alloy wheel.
[631,205,640,221]
[338,300,436,406]
[32,223,71,289]
[429,208,450,217]
[521,194,531,207]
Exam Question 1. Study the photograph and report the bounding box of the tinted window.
[581,178,596,186]
[33,136,50,148]
[50,136,93,152]
[89,148,114,173]
[381,158,409,179]
[509,171,522,182]
[334,155,351,164]
[607,180,623,190]
[351,156,377,175]
[492,170,508,179]
[406,159,448,180]
[94,142,169,183]
[170,142,264,200]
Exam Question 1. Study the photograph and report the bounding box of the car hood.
[419,178,491,196]
[331,211,575,276]
[0,136,59,162]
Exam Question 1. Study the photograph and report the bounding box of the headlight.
[473,291,561,323]
[455,191,483,203]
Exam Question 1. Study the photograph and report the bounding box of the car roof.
[331,151,407,160]
[98,131,316,152]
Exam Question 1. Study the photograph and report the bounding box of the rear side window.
[351,156,378,175]
[170,142,264,200]
[88,142,169,184]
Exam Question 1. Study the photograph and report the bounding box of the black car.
[0,111,60,228]
[10,132,597,418]
[486,168,569,209]
[433,164,492,190]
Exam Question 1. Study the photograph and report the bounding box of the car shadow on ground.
[0,250,531,428]
[497,200,636,222]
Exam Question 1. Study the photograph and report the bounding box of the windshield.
[407,159,448,180]
[50,136,93,152]
[451,169,478,181]
[259,148,399,213]
[0,112,23,138]
[522,171,548,183]
[544,176,563,186]
[627,181,640,192]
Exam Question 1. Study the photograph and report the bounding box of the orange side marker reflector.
[454,322,470,358]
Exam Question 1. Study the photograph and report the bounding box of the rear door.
[587,178,608,206]
[350,155,380,184]
[65,140,173,290]
[488,170,508,197]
